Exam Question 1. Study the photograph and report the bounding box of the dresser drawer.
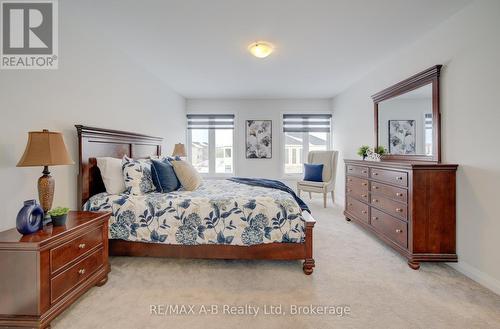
[51,247,104,303]
[371,168,408,187]
[346,165,369,177]
[346,197,369,223]
[371,181,408,203]
[371,195,407,220]
[51,226,103,273]
[370,208,407,249]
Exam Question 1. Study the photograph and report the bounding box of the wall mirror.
[373,65,441,162]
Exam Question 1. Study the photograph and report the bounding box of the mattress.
[84,179,305,246]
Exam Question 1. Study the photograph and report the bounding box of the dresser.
[344,159,458,269]
[0,211,110,329]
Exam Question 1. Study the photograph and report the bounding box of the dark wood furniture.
[0,211,110,329]
[76,125,316,275]
[344,159,457,269]
[373,65,442,162]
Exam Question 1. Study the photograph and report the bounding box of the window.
[424,113,433,155]
[282,114,332,175]
[187,114,234,175]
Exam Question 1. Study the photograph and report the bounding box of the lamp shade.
[172,143,186,157]
[17,130,74,167]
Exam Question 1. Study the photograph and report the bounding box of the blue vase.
[16,200,44,235]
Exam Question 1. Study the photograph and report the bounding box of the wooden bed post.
[302,211,316,275]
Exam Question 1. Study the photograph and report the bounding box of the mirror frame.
[372,65,442,162]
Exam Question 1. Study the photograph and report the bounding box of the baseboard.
[449,261,500,296]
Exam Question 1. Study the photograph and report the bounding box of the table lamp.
[17,130,74,220]
[172,143,186,158]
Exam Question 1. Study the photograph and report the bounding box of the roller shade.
[187,114,235,129]
[283,114,332,133]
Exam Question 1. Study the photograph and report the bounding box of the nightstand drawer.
[51,226,103,273]
[51,247,104,304]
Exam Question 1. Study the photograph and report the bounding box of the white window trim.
[280,111,333,179]
[186,113,237,178]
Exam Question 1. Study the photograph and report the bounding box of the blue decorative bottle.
[16,200,44,235]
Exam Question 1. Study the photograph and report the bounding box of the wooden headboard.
[76,125,163,209]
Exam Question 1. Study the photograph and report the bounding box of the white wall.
[186,99,331,180]
[0,3,186,231]
[331,0,500,294]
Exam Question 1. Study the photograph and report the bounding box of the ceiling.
[74,0,471,98]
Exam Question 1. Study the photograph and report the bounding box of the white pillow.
[96,157,126,194]
[171,160,202,191]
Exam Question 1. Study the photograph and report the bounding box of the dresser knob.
[372,216,378,220]
[373,186,379,189]
[396,208,403,213]
[396,193,403,197]
[362,194,367,198]
[362,170,367,174]
[348,168,353,171]
[396,229,403,233]
[348,189,352,192]
[78,243,86,249]
[78,269,86,275]
[372,199,378,203]
[348,203,353,206]
[362,183,368,186]
[373,172,379,176]
[362,210,367,214]
[348,178,353,182]
[396,176,403,180]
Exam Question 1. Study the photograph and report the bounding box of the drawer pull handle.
[362,183,368,186]
[373,172,379,176]
[396,176,403,180]
[396,229,403,233]
[78,243,86,249]
[396,208,403,213]
[362,170,367,174]
[373,186,379,189]
[362,194,367,198]
[372,199,378,203]
[396,193,403,197]
[78,269,86,275]
[348,203,353,206]
[372,216,378,220]
[348,178,353,182]
[361,210,367,214]
[348,189,352,192]
[348,168,353,171]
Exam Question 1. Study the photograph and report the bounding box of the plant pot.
[51,213,68,226]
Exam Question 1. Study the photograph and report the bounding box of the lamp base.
[38,166,54,218]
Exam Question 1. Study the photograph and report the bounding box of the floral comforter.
[84,179,305,246]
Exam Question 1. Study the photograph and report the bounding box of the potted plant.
[374,146,387,156]
[357,145,370,160]
[48,207,70,226]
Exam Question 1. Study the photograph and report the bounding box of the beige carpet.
[53,199,500,329]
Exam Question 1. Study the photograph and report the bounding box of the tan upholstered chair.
[297,151,339,208]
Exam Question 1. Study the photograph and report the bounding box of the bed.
[76,125,316,274]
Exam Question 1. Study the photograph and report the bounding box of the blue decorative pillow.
[303,163,324,182]
[150,158,181,193]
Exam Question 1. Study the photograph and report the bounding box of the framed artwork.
[388,120,416,154]
[245,120,272,159]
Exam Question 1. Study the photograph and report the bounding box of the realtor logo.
[1,0,58,69]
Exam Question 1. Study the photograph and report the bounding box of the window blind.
[187,114,235,129]
[424,113,433,129]
[283,114,332,133]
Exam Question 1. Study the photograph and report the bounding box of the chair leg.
[323,193,327,208]
[331,191,335,204]
[309,192,312,200]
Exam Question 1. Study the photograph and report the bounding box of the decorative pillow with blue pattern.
[122,156,155,195]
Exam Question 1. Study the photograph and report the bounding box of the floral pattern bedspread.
[84,179,305,246]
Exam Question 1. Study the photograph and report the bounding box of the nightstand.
[0,211,111,329]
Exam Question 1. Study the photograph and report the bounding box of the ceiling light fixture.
[248,41,274,58]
